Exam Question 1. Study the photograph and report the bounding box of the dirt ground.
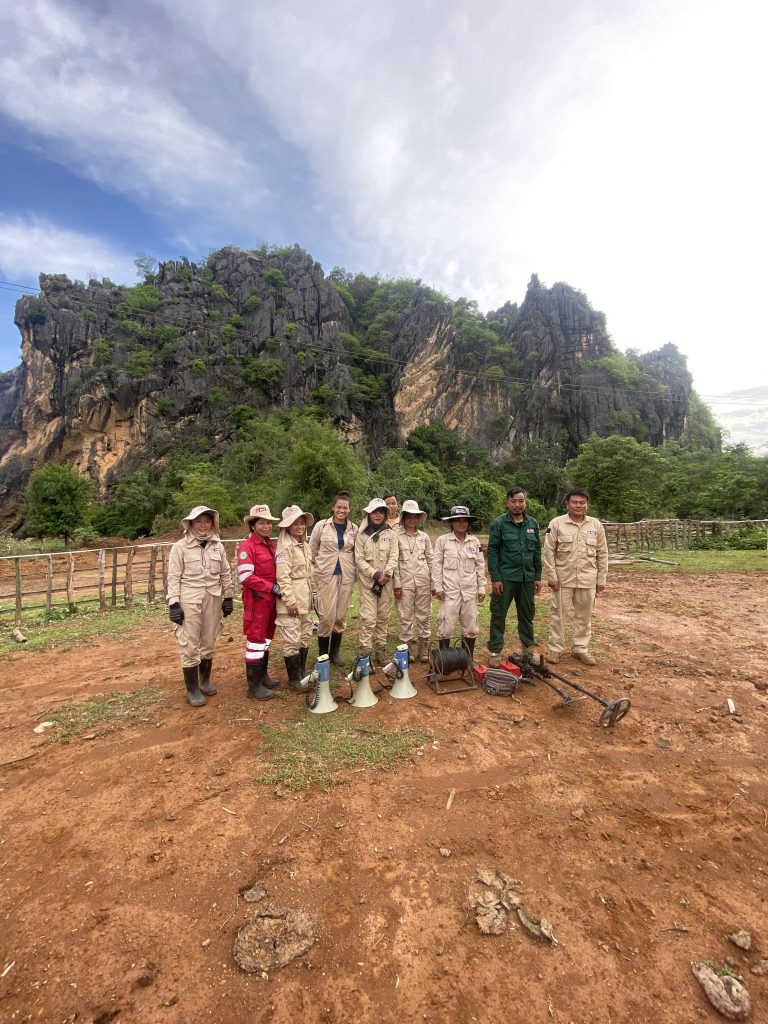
[1,570,767,1024]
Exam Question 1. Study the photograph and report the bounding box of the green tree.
[566,435,664,520]
[25,464,94,543]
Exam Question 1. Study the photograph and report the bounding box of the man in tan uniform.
[355,498,400,664]
[309,491,359,666]
[542,489,608,666]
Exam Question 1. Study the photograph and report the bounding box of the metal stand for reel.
[426,640,478,695]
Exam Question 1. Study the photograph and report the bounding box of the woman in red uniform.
[237,503,280,700]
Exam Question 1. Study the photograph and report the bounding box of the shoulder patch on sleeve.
[239,551,247,559]
[275,552,287,564]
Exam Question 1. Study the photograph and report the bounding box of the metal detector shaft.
[512,654,631,727]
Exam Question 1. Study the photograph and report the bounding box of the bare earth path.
[1,570,767,1024]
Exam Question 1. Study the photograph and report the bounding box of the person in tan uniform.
[275,504,315,691]
[393,499,433,662]
[542,489,608,666]
[431,505,486,662]
[355,498,400,664]
[167,505,234,706]
[309,491,359,666]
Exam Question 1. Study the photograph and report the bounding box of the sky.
[0,0,766,418]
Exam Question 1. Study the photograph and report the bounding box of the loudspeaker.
[385,643,417,700]
[306,654,337,715]
[346,653,378,708]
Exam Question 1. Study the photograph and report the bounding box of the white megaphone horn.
[306,654,337,715]
[383,643,417,700]
[346,653,378,708]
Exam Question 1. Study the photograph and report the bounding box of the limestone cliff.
[0,246,694,524]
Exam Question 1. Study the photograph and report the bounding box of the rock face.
[0,246,694,524]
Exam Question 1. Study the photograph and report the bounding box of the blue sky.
[0,0,766,424]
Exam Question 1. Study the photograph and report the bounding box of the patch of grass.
[257,714,432,791]
[44,688,165,743]
[703,960,741,980]
[0,603,165,656]
[611,550,767,573]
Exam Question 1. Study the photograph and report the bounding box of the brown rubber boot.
[418,638,429,663]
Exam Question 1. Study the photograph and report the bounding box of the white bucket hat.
[400,499,427,524]
[362,498,388,515]
[182,505,220,533]
[278,504,315,529]
[243,503,279,525]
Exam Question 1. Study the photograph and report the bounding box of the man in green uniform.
[487,486,542,667]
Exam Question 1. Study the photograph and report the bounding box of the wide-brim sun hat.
[363,498,388,515]
[278,504,315,529]
[182,505,220,532]
[243,503,280,525]
[441,505,476,521]
[400,499,427,524]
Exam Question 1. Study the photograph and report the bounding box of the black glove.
[271,583,282,598]
[169,603,184,625]
[222,597,233,617]
[371,575,383,597]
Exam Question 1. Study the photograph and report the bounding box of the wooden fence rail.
[0,521,765,623]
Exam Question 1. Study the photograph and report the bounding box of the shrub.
[228,314,245,329]
[124,347,154,379]
[208,386,229,405]
[242,356,283,396]
[156,397,174,416]
[121,284,162,312]
[263,268,288,289]
[690,525,766,551]
[116,319,142,336]
[244,295,262,314]
[283,322,298,340]
[190,359,207,378]
[92,338,111,365]
[210,283,231,302]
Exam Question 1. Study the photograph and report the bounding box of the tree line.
[21,412,767,545]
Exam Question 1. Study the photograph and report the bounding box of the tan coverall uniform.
[309,518,359,636]
[355,519,399,654]
[432,532,486,640]
[167,532,233,668]
[393,528,433,645]
[542,514,608,655]
[275,535,315,657]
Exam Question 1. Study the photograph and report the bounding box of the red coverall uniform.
[236,533,277,665]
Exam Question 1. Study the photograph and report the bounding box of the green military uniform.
[487,511,541,653]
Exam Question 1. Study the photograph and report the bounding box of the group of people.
[166,487,609,707]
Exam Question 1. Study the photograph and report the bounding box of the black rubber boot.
[285,654,309,692]
[246,661,275,701]
[262,650,279,689]
[462,636,476,662]
[329,630,345,667]
[318,634,330,658]
[198,657,217,696]
[183,665,205,707]
[299,647,309,676]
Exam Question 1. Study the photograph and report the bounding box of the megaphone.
[383,643,417,700]
[306,654,337,715]
[346,653,378,708]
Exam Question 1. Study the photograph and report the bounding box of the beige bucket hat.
[243,503,279,525]
[182,505,220,533]
[400,499,427,524]
[441,504,476,521]
[278,504,315,529]
[362,497,388,515]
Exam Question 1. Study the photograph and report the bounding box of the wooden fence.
[0,520,766,623]
[602,519,768,552]
[0,541,241,624]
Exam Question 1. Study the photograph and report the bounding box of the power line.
[2,276,767,407]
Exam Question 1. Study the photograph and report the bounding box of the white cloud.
[0,0,269,220]
[0,214,137,285]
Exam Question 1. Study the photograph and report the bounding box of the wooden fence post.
[110,548,118,607]
[66,554,76,612]
[14,557,22,624]
[98,548,107,611]
[148,546,158,603]
[124,547,135,607]
[46,555,53,613]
